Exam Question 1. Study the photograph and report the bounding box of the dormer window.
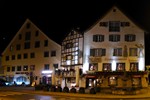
[109,21,120,32]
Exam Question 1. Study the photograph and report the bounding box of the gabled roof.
[62,28,83,43]
[84,5,147,33]
[2,18,60,55]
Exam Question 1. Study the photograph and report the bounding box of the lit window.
[130,63,138,71]
[116,63,125,71]
[89,63,98,71]
[23,65,28,71]
[103,63,111,71]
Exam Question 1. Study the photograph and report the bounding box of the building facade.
[82,6,148,89]
[59,29,83,88]
[1,19,61,85]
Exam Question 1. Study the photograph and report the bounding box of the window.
[109,21,120,32]
[125,34,136,42]
[30,52,35,58]
[23,65,28,71]
[10,45,13,51]
[35,41,40,48]
[18,34,22,40]
[44,51,49,57]
[116,63,125,71]
[6,56,9,61]
[12,66,15,72]
[24,42,30,49]
[53,64,58,68]
[109,34,120,42]
[90,48,106,56]
[30,65,35,71]
[16,76,27,83]
[130,63,138,71]
[16,44,21,50]
[17,54,21,59]
[65,43,73,49]
[103,63,111,71]
[25,32,31,41]
[7,67,10,72]
[12,55,15,60]
[44,64,49,70]
[26,23,31,29]
[113,48,122,56]
[99,22,108,27]
[17,66,21,71]
[121,22,130,27]
[23,53,28,59]
[89,63,98,71]
[53,64,58,73]
[66,55,72,60]
[129,48,137,56]
[51,51,56,57]
[44,40,48,47]
[93,35,104,42]
[35,30,39,36]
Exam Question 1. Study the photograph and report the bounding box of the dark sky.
[0,0,150,65]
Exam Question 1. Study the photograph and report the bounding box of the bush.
[79,87,85,94]
[35,84,44,90]
[50,85,56,92]
[94,87,100,92]
[56,86,62,92]
[70,87,76,93]
[90,87,96,94]
[63,86,69,93]
[43,84,51,91]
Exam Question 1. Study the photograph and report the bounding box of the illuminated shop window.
[132,77,141,87]
[16,76,27,84]
[116,63,125,71]
[103,63,111,71]
[109,76,117,86]
[89,63,98,71]
[130,63,138,71]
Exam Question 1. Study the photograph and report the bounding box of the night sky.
[0,0,150,65]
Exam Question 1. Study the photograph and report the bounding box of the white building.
[82,6,147,88]
[1,19,61,85]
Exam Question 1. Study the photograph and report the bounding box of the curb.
[21,90,150,99]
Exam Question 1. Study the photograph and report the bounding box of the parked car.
[0,78,8,86]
